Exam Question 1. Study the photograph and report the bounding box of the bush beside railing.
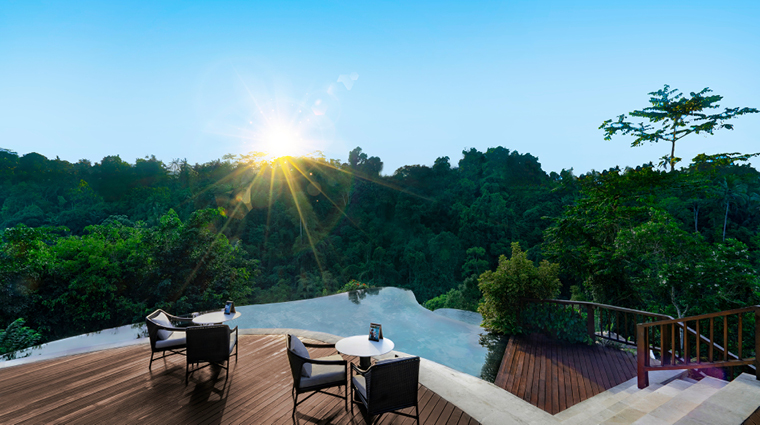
[520,298,760,389]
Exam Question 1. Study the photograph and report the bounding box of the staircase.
[554,373,760,425]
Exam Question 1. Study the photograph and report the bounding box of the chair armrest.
[303,342,336,349]
[163,312,195,327]
[351,362,370,375]
[154,322,192,333]
[307,357,347,366]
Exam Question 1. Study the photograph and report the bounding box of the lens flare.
[261,123,304,159]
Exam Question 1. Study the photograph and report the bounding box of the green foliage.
[424,275,481,312]
[569,285,588,301]
[0,318,41,360]
[0,209,258,342]
[545,161,760,317]
[462,247,489,278]
[691,152,760,169]
[0,146,567,311]
[478,242,560,334]
[520,304,593,345]
[337,279,374,293]
[3,140,760,345]
[600,85,759,171]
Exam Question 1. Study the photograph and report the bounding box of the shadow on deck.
[494,333,638,415]
[0,334,479,424]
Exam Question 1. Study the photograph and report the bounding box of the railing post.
[755,307,760,380]
[586,304,595,341]
[637,323,649,389]
[662,324,672,365]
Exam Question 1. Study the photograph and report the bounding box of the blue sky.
[1,1,758,175]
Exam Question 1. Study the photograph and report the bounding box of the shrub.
[478,242,560,334]
[521,303,593,345]
[0,318,41,360]
[337,279,373,293]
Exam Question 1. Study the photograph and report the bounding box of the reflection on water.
[478,333,510,382]
[10,287,509,382]
[347,287,381,304]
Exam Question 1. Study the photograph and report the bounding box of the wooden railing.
[637,306,760,388]
[521,299,760,389]
[520,298,671,346]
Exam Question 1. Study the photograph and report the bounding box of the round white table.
[335,335,395,369]
[192,310,241,325]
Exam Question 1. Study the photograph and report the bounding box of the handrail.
[638,306,756,328]
[520,298,672,347]
[520,298,760,389]
[636,305,760,388]
[638,307,754,375]
[521,298,672,319]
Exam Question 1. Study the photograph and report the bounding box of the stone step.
[561,384,664,425]
[591,379,695,425]
[622,379,695,415]
[630,376,727,424]
[673,373,760,425]
[554,378,639,423]
[556,370,686,424]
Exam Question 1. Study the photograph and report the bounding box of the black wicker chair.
[351,356,420,424]
[286,334,348,419]
[145,309,194,370]
[185,325,238,384]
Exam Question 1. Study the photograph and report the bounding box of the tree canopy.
[600,85,758,171]
[2,120,760,348]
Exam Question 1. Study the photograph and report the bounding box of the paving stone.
[600,407,647,424]
[649,399,699,423]
[675,402,745,425]
[630,413,672,425]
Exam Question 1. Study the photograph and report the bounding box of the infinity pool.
[8,287,507,380]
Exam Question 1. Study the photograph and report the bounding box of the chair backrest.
[145,309,169,348]
[365,356,420,414]
[285,334,307,388]
[186,325,230,364]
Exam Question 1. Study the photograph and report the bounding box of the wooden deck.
[0,334,479,424]
[494,333,638,415]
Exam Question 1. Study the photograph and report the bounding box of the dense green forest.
[1,140,760,353]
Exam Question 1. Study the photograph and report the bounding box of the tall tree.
[600,85,758,171]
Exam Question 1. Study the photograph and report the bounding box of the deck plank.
[496,336,517,390]
[494,333,638,414]
[550,339,560,414]
[0,334,476,424]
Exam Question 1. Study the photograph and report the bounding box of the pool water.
[227,287,506,379]
[8,287,508,380]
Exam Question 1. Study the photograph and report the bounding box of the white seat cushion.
[301,361,346,388]
[289,336,312,377]
[152,312,174,340]
[155,335,186,349]
[229,333,237,354]
[352,374,367,399]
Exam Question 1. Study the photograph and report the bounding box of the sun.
[260,122,304,159]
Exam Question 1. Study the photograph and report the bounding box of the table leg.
[359,356,371,370]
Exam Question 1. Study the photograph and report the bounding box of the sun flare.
[260,123,304,159]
